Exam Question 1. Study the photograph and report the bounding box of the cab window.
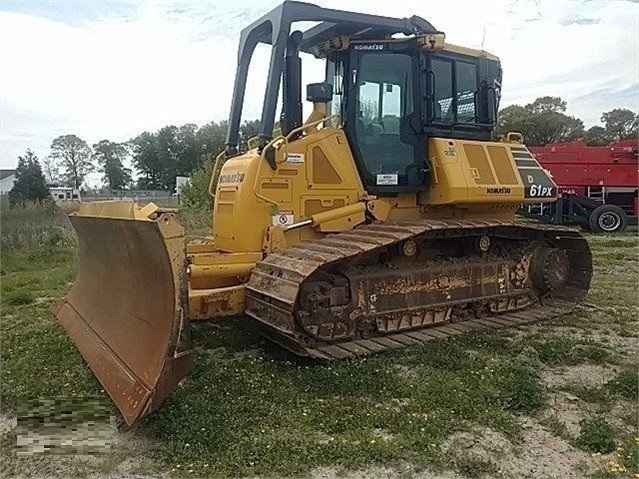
[431,58,453,123]
[456,61,477,123]
[430,57,478,125]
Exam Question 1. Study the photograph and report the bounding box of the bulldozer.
[55,1,593,426]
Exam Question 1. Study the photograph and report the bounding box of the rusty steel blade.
[54,203,194,425]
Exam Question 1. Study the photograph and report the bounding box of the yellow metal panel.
[312,146,342,184]
[423,138,526,208]
[438,43,500,61]
[189,285,246,320]
[217,190,236,202]
[487,145,518,185]
[189,263,254,280]
[189,251,262,265]
[211,127,364,253]
[464,144,496,185]
[303,197,346,216]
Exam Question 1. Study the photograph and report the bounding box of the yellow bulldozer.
[55,1,593,425]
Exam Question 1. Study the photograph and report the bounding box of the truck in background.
[519,140,638,233]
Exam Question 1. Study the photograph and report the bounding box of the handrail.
[286,113,339,142]
[208,151,228,198]
[259,114,340,166]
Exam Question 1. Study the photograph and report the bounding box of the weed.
[455,457,498,477]
[616,436,639,474]
[0,204,75,252]
[178,206,213,239]
[532,338,612,366]
[606,368,638,400]
[592,435,639,478]
[3,289,35,305]
[564,385,610,404]
[575,418,616,454]
[539,413,569,439]
[496,361,546,414]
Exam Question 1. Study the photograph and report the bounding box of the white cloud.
[0,0,637,171]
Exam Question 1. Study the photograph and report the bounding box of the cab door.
[344,44,428,194]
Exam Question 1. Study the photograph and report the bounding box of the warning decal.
[286,153,305,164]
[272,210,295,226]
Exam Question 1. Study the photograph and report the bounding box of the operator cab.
[224,1,502,194]
[330,39,502,193]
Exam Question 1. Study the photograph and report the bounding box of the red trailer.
[520,140,638,233]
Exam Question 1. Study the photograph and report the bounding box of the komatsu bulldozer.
[55,1,592,425]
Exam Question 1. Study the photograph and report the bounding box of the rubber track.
[245,219,592,359]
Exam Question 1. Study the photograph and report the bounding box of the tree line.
[7,96,637,206]
[496,97,637,146]
[25,119,261,193]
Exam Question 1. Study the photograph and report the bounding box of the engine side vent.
[487,146,518,185]
[464,144,495,185]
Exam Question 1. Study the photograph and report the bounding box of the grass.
[139,331,538,476]
[178,206,213,239]
[575,417,616,454]
[3,289,35,305]
[0,201,76,253]
[454,457,498,478]
[1,246,102,408]
[606,368,638,400]
[1,207,637,478]
[526,337,612,366]
[559,365,638,408]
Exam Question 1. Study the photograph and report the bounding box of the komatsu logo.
[219,172,245,184]
[486,187,511,194]
[353,44,384,50]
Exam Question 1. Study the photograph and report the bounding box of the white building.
[50,186,81,203]
[0,169,16,194]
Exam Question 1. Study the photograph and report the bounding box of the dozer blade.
[54,202,194,425]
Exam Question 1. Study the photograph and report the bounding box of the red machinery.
[521,140,638,233]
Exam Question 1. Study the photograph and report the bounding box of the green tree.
[496,96,585,146]
[92,140,132,190]
[496,105,528,138]
[8,149,50,206]
[239,119,261,151]
[175,123,202,178]
[195,120,227,157]
[601,108,638,141]
[526,96,567,114]
[155,125,180,189]
[130,132,162,189]
[180,153,215,209]
[130,119,260,192]
[50,134,93,188]
[40,155,59,184]
[585,125,611,146]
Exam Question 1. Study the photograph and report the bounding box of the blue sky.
[0,0,637,175]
